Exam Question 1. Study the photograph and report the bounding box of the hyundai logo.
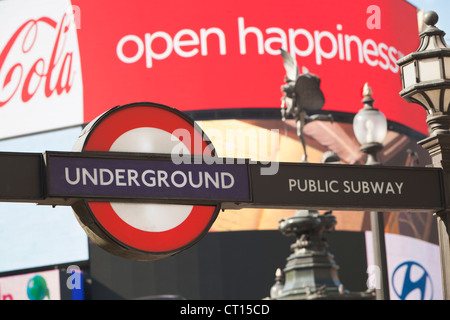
[392,261,433,300]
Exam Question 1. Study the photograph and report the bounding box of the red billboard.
[0,0,425,138]
[73,0,425,134]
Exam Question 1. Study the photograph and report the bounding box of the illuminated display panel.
[72,0,425,134]
[0,0,426,139]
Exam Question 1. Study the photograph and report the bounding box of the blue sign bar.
[46,152,251,203]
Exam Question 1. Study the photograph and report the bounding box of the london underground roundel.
[71,102,220,260]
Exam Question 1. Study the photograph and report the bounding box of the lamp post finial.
[423,10,439,27]
[363,83,372,98]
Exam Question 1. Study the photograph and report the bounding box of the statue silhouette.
[280,49,333,162]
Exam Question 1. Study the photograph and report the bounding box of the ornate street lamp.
[353,83,389,300]
[353,83,387,165]
[397,11,450,137]
[397,11,450,299]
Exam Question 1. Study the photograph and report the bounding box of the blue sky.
[408,0,450,40]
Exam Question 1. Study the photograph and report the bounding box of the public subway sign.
[247,163,444,212]
[0,147,445,261]
[29,152,444,212]
[0,101,444,261]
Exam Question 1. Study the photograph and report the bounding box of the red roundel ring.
[71,102,220,260]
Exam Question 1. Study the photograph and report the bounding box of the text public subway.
[288,179,404,195]
[64,167,235,189]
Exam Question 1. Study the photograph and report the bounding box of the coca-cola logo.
[0,13,76,107]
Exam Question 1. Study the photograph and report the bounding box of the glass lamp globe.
[353,83,387,146]
[353,108,387,145]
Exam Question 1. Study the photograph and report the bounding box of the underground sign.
[71,102,220,260]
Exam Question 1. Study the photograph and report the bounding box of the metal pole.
[363,143,389,300]
[357,89,390,300]
[370,211,390,300]
[419,136,450,299]
[436,211,450,299]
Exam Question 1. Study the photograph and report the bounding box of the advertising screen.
[365,232,442,300]
[0,269,61,300]
[74,0,425,134]
[0,0,83,139]
[0,0,426,139]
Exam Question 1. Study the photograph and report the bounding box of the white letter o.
[116,35,144,64]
